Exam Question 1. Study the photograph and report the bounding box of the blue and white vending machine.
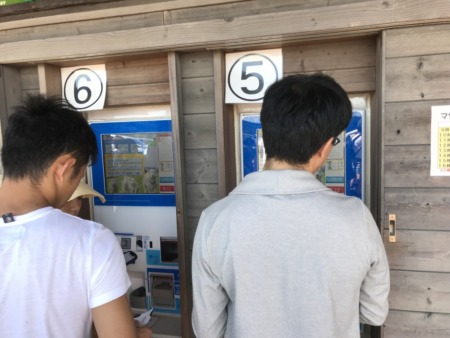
[89,119,181,318]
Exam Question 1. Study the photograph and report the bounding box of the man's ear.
[52,154,77,184]
[317,137,334,160]
[309,137,334,173]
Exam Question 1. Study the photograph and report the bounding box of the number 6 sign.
[225,49,282,103]
[61,65,107,111]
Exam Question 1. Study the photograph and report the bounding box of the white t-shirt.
[0,207,131,338]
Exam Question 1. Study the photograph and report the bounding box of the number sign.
[61,65,107,111]
[225,49,282,103]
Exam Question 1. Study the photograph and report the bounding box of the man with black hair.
[191,73,390,337]
[0,95,151,338]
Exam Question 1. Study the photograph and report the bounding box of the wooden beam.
[384,230,450,272]
[0,65,22,136]
[1,0,450,64]
[376,31,386,227]
[37,64,61,97]
[0,0,244,30]
[384,310,450,337]
[213,51,227,199]
[168,51,190,338]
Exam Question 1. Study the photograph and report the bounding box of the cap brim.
[69,181,106,203]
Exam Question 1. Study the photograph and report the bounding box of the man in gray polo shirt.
[191,73,390,338]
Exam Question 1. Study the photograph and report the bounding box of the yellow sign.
[431,105,450,176]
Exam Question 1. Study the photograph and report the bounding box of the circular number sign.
[63,68,104,110]
[227,53,279,102]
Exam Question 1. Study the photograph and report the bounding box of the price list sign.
[431,105,450,176]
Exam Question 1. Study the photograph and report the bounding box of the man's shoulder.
[29,208,110,240]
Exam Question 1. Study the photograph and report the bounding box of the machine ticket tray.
[149,315,181,338]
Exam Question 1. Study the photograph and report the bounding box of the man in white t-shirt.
[0,94,151,338]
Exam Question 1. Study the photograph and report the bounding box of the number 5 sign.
[225,49,282,103]
[61,65,107,111]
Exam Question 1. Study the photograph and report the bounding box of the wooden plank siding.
[385,188,450,231]
[168,51,190,337]
[0,12,164,45]
[19,66,39,97]
[178,51,218,335]
[385,100,450,146]
[283,37,377,93]
[105,56,170,106]
[163,0,360,26]
[0,66,22,136]
[384,231,450,272]
[14,56,170,108]
[386,55,450,103]
[384,310,450,338]
[389,270,450,313]
[3,0,450,65]
[382,24,450,336]
[0,0,244,25]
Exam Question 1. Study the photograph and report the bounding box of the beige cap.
[69,180,106,203]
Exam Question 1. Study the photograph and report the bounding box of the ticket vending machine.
[86,106,182,337]
[89,119,181,313]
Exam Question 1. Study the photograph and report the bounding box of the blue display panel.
[241,111,364,200]
[344,111,363,198]
[241,115,264,177]
[90,120,176,206]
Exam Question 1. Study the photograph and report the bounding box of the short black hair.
[260,73,352,165]
[1,94,98,182]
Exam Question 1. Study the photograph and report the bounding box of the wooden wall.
[105,56,169,106]
[10,55,169,105]
[179,52,218,334]
[382,24,450,337]
[179,51,217,238]
[1,56,169,136]
[0,0,363,49]
[284,37,376,93]
[2,0,450,65]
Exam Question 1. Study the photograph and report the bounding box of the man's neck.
[0,178,51,217]
[263,140,332,174]
[263,159,314,173]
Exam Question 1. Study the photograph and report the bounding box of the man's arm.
[90,227,151,337]
[359,207,390,325]
[191,212,228,338]
[92,294,138,338]
[92,302,153,338]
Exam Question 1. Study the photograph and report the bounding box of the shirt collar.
[232,170,328,195]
